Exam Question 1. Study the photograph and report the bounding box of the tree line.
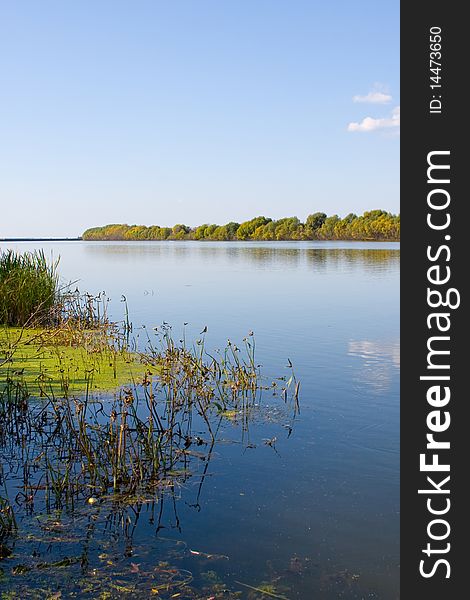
[82,210,400,242]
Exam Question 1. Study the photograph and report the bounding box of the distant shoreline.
[2,211,400,243]
[1,238,82,242]
[81,211,400,242]
[1,237,400,243]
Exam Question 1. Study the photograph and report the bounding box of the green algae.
[0,326,148,398]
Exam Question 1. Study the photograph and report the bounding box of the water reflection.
[82,241,399,274]
[0,322,302,598]
[348,339,400,393]
[0,381,294,598]
[1,240,400,599]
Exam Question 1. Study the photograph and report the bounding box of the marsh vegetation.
[0,250,308,598]
[0,250,59,327]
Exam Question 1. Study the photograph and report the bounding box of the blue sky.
[0,1,399,237]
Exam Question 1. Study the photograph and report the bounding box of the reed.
[0,249,59,326]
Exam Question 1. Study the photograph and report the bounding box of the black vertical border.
[401,3,466,597]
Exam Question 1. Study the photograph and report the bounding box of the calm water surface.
[2,241,400,599]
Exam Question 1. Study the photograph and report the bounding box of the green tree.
[194,224,209,240]
[274,217,301,240]
[212,225,228,240]
[225,222,240,239]
[318,215,340,239]
[171,224,190,239]
[82,211,399,242]
[204,224,218,239]
[305,212,327,238]
[237,217,271,240]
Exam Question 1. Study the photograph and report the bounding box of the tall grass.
[0,249,59,326]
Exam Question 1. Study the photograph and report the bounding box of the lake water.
[1,241,400,599]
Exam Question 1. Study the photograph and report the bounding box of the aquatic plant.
[0,282,300,597]
[1,323,298,510]
[0,250,59,327]
[0,495,16,545]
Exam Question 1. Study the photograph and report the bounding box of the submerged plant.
[0,488,17,555]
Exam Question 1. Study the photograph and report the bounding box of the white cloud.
[353,91,392,104]
[348,339,400,393]
[347,106,400,133]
